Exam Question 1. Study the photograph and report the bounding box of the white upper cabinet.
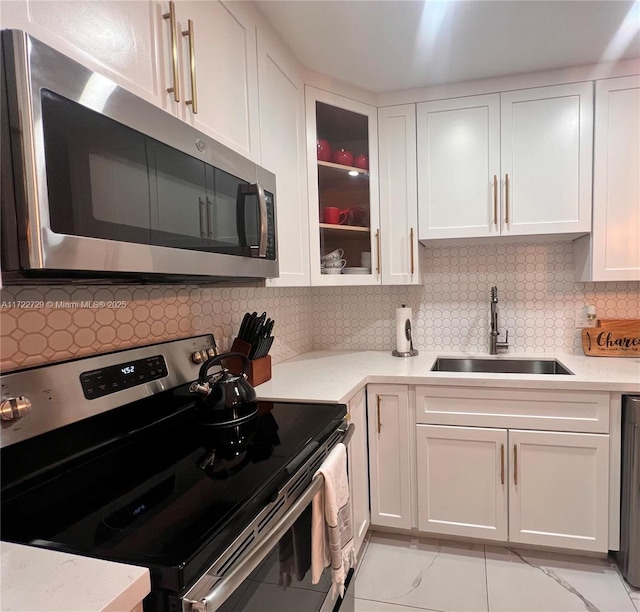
[258,29,310,287]
[576,75,640,282]
[378,105,421,285]
[174,1,260,160]
[418,82,593,241]
[306,87,381,286]
[500,83,593,236]
[1,1,262,160]
[418,94,500,239]
[0,1,163,106]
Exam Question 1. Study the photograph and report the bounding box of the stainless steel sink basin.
[431,357,573,375]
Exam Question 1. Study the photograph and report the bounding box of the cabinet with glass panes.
[306,87,380,285]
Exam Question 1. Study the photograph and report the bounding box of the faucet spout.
[489,286,509,355]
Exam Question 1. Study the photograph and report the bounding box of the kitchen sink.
[430,357,574,375]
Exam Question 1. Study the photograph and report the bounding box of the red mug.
[339,207,368,226]
[317,139,332,162]
[332,149,353,166]
[354,154,368,170]
[323,206,340,224]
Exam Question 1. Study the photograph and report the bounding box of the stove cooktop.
[1,392,346,591]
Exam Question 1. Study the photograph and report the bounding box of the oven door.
[180,424,356,612]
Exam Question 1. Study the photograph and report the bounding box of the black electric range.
[0,335,349,611]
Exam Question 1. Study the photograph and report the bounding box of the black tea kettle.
[189,353,258,422]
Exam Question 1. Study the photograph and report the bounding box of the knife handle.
[238,312,251,340]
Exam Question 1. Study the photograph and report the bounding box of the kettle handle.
[198,352,250,382]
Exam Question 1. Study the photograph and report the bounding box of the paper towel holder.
[392,307,419,358]
[392,348,419,357]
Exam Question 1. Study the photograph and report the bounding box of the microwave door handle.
[255,183,268,258]
[236,183,267,258]
[206,197,214,238]
[199,197,207,238]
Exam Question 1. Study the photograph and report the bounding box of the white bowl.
[321,268,342,274]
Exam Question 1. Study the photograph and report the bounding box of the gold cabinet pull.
[493,175,498,227]
[376,395,382,434]
[376,229,381,275]
[505,173,510,225]
[500,443,505,485]
[182,19,198,114]
[163,1,180,102]
[513,444,518,485]
[410,227,415,274]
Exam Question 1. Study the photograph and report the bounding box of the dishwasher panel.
[618,395,640,587]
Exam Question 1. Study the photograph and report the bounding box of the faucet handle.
[497,329,510,350]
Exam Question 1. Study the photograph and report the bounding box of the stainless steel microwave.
[1,30,278,284]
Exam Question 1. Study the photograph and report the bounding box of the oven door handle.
[184,423,355,612]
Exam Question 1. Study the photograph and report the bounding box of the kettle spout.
[189,381,212,396]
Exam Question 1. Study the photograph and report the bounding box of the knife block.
[224,338,272,387]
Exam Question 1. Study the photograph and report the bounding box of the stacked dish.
[343,267,370,274]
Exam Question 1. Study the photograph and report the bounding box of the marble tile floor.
[353,533,640,612]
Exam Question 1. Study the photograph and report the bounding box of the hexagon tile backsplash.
[311,241,640,355]
[0,286,314,372]
[1,241,639,372]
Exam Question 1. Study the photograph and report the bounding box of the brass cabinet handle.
[163,1,180,102]
[493,175,498,227]
[513,444,518,485]
[376,229,381,275]
[376,395,382,434]
[182,19,198,114]
[500,443,505,485]
[410,227,415,274]
[505,173,510,225]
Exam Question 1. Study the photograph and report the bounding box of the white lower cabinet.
[416,425,508,541]
[416,424,610,553]
[508,429,609,552]
[366,385,413,529]
[346,389,370,556]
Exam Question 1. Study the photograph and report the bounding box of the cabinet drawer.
[415,387,610,433]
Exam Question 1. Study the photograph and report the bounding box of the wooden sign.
[582,319,640,357]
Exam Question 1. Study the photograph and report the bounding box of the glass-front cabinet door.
[306,87,380,285]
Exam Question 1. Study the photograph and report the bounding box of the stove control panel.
[191,347,217,364]
[0,396,32,421]
[80,355,168,400]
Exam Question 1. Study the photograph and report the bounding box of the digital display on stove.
[80,355,168,399]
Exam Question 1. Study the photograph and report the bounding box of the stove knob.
[191,350,206,364]
[206,347,217,358]
[0,396,32,421]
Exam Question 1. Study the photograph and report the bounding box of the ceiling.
[253,0,640,93]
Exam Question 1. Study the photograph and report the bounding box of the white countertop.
[4,350,637,610]
[256,350,640,403]
[1,542,150,612]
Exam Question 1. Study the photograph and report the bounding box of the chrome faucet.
[489,286,509,355]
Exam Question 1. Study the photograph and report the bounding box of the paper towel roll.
[395,306,412,354]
